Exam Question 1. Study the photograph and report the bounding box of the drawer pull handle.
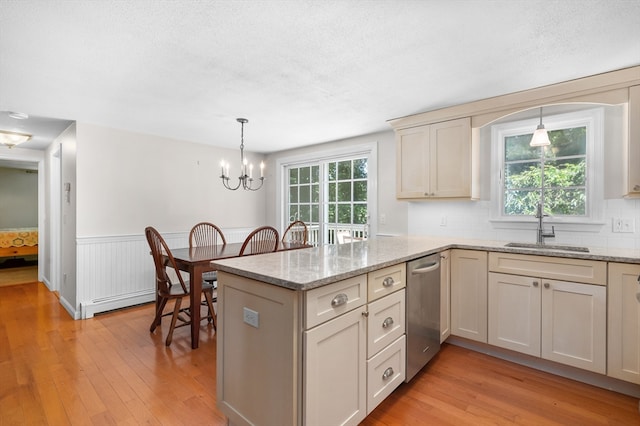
[382,317,394,328]
[382,277,395,287]
[331,293,348,308]
[382,367,394,380]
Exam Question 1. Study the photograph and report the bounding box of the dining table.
[168,241,312,349]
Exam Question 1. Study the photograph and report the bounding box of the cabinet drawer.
[305,274,367,329]
[367,289,406,357]
[367,335,406,415]
[488,252,606,285]
[368,263,406,301]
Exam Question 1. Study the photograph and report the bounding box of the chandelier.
[220,118,264,191]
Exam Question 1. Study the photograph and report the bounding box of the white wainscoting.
[77,227,254,319]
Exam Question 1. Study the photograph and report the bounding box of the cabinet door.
[429,117,471,198]
[450,249,487,342]
[488,273,541,357]
[304,306,367,426]
[396,126,429,198]
[440,250,451,343]
[608,263,640,384]
[541,279,606,374]
[628,85,640,195]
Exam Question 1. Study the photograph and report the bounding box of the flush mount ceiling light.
[8,111,29,120]
[220,118,265,191]
[0,129,32,148]
[530,107,551,147]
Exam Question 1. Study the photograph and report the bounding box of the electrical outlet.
[440,216,447,227]
[243,307,259,328]
[379,213,386,225]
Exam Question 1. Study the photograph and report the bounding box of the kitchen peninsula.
[213,236,640,426]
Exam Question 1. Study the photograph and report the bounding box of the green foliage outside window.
[504,127,586,216]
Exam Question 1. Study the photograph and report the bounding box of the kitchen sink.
[504,242,589,253]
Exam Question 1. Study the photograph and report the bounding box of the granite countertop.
[212,235,640,291]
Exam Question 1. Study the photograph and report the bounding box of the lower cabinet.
[440,250,451,343]
[304,306,367,426]
[488,272,606,373]
[450,249,487,342]
[608,262,640,384]
[304,265,407,426]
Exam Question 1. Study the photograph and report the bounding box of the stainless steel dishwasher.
[405,253,441,382]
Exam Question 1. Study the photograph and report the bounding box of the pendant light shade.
[530,107,551,147]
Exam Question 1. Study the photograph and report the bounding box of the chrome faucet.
[535,202,555,245]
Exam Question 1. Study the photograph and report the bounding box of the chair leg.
[166,297,182,346]
[150,298,168,332]
[203,290,216,331]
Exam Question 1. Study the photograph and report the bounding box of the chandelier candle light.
[220,118,265,191]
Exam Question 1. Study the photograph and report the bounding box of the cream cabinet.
[395,117,472,199]
[488,253,607,374]
[608,263,640,384]
[627,85,640,196]
[450,249,487,343]
[440,250,451,343]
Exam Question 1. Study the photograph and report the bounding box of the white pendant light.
[530,107,551,147]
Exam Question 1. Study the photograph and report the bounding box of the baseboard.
[447,335,640,398]
[80,289,156,319]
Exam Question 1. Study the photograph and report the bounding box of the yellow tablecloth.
[0,228,38,248]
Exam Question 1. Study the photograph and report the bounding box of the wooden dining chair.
[282,220,308,245]
[188,222,226,327]
[145,226,217,346]
[239,226,280,256]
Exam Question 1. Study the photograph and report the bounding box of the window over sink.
[491,107,604,226]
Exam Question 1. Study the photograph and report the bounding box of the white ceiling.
[0,0,639,154]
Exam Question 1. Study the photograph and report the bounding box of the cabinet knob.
[634,184,640,191]
[331,293,348,308]
[382,317,394,328]
[382,367,394,380]
[382,277,395,287]
[544,282,550,289]
[533,281,539,287]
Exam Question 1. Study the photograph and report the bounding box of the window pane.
[300,185,311,203]
[504,189,541,215]
[354,181,367,201]
[300,167,311,184]
[505,134,538,161]
[548,127,586,157]
[289,186,298,203]
[311,205,319,222]
[312,184,319,203]
[353,204,367,224]
[353,159,367,179]
[546,188,586,215]
[328,163,336,181]
[289,168,298,185]
[299,205,311,222]
[337,182,352,202]
[329,182,336,202]
[338,161,351,180]
[337,204,352,224]
[505,161,541,189]
[544,158,586,187]
[289,205,299,221]
[328,204,336,223]
[312,165,320,183]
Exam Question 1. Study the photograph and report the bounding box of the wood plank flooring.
[0,281,638,425]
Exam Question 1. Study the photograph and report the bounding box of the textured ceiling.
[0,0,639,153]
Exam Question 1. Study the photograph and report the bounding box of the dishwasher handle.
[411,262,439,274]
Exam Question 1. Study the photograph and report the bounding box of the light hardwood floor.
[1,281,638,425]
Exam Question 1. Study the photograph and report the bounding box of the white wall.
[75,123,267,236]
[264,129,408,237]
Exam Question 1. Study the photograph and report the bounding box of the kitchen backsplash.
[408,198,640,250]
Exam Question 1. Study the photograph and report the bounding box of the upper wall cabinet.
[627,85,640,197]
[395,117,473,199]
